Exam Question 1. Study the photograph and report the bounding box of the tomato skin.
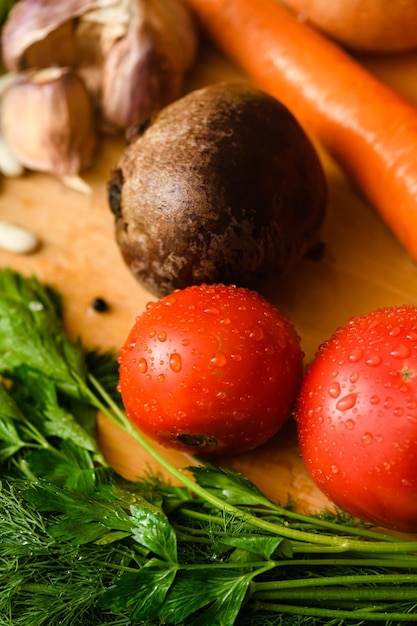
[295,305,417,532]
[118,284,303,457]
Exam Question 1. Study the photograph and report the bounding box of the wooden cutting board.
[1,41,417,524]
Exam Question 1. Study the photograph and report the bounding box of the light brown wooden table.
[1,42,417,530]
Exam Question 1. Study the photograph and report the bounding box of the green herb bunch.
[0,268,417,626]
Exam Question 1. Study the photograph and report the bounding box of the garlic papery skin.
[0,66,98,178]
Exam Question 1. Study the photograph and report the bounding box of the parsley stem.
[256,586,417,601]
[260,557,417,569]
[252,601,417,622]
[88,374,417,555]
[254,572,417,591]
[249,504,402,542]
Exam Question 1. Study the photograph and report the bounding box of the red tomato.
[118,284,303,457]
[295,305,417,532]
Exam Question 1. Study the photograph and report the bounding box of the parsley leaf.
[130,504,178,562]
[0,269,88,399]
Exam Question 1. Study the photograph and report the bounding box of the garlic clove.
[83,0,198,131]
[0,135,24,177]
[0,66,98,178]
[0,220,40,254]
[0,73,25,176]
[1,0,110,72]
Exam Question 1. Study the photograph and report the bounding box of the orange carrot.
[184,0,417,261]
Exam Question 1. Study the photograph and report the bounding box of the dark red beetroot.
[109,81,327,297]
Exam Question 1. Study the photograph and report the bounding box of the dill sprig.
[0,267,417,625]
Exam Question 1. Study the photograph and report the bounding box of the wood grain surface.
[1,42,417,526]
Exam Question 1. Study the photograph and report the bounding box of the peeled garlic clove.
[0,220,40,254]
[1,0,106,72]
[0,67,98,177]
[95,0,198,130]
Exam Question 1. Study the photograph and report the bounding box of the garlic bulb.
[0,67,98,177]
[1,0,198,131]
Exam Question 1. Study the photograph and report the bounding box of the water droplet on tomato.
[336,393,357,411]
[138,358,148,373]
[164,296,176,306]
[394,407,404,417]
[264,344,275,355]
[370,395,380,405]
[389,326,401,337]
[149,330,156,338]
[390,343,411,359]
[350,371,359,383]
[157,331,167,342]
[365,354,382,367]
[182,338,190,346]
[345,419,355,430]
[407,414,417,424]
[383,397,393,408]
[362,432,373,445]
[349,348,363,363]
[211,352,227,367]
[220,317,231,325]
[157,374,165,383]
[367,319,381,331]
[328,382,341,398]
[249,326,264,341]
[330,464,339,474]
[169,353,182,373]
[204,307,220,315]
[406,331,417,342]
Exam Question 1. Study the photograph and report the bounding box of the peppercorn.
[91,297,109,313]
